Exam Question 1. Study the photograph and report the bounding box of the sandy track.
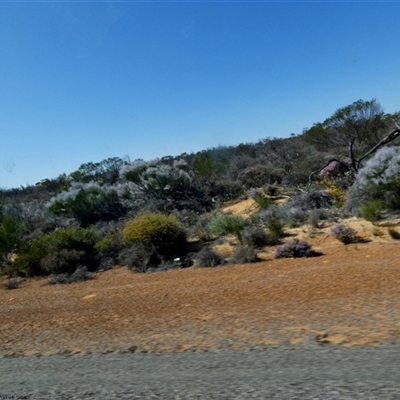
[2,235,400,357]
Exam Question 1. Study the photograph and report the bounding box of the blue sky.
[1,1,400,189]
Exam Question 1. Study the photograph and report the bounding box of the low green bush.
[0,213,21,267]
[265,216,285,239]
[253,193,273,210]
[11,226,98,277]
[122,212,186,258]
[360,199,383,222]
[207,214,245,239]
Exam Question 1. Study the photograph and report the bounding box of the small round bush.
[253,193,273,210]
[330,223,357,244]
[119,242,162,273]
[388,227,400,240]
[207,214,245,239]
[230,246,259,264]
[265,216,285,238]
[360,199,383,222]
[122,212,186,257]
[274,239,313,258]
[194,247,226,268]
[242,227,270,248]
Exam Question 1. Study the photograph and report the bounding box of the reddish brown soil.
[2,232,400,357]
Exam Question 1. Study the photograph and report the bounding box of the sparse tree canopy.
[302,99,386,153]
[69,156,131,185]
[304,99,400,187]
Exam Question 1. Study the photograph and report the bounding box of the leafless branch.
[356,128,400,167]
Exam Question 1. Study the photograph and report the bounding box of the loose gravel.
[1,344,400,399]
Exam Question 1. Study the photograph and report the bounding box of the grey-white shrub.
[346,146,400,214]
[257,189,336,228]
[2,200,60,237]
[121,158,213,212]
[46,182,128,226]
[122,158,194,200]
[288,189,332,211]
[258,203,308,226]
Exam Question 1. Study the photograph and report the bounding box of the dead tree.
[307,124,400,191]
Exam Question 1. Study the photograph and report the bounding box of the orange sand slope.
[1,233,400,357]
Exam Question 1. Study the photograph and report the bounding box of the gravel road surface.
[1,344,400,399]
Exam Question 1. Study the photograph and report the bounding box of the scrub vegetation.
[1,99,400,284]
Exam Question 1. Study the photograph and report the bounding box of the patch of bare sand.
[220,197,259,218]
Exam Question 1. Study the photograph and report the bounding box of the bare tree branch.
[349,139,358,173]
[356,128,400,167]
[306,128,400,191]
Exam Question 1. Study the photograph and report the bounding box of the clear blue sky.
[1,1,400,189]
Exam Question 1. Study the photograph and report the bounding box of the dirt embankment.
[2,211,400,357]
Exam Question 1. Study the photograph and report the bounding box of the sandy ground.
[1,200,400,357]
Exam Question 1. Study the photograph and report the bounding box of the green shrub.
[0,213,21,267]
[360,199,383,222]
[207,214,245,239]
[11,226,98,277]
[48,183,127,227]
[247,188,274,210]
[122,212,186,258]
[253,193,273,210]
[10,235,48,276]
[123,159,196,201]
[286,218,301,228]
[265,216,285,238]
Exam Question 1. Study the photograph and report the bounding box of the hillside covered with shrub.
[1,98,400,285]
